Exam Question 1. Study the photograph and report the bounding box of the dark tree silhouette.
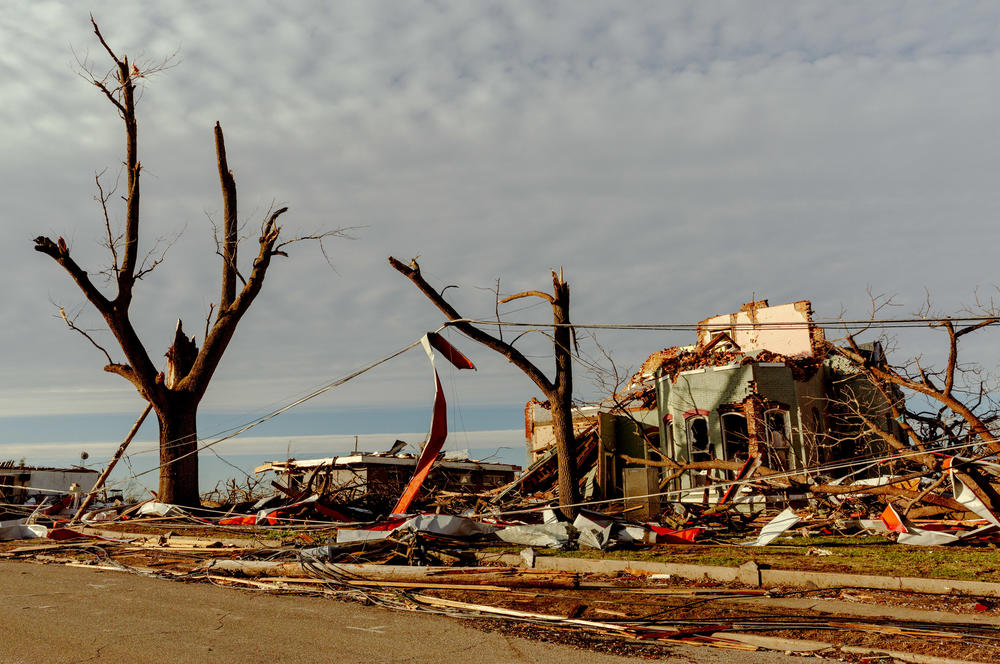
[35,19,342,506]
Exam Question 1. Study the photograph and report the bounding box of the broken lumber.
[202,560,580,588]
[70,404,152,525]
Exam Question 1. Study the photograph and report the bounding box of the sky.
[4,1,1000,491]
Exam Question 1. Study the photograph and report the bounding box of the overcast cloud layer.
[4,2,1000,458]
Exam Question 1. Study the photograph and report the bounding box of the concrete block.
[737,560,761,587]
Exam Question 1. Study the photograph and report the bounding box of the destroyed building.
[0,461,98,506]
[520,300,899,505]
[641,300,900,502]
[256,452,520,514]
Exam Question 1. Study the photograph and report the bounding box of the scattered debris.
[15,303,1000,662]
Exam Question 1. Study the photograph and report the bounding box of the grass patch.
[482,536,1000,583]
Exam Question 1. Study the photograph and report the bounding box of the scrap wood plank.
[641,624,733,639]
[612,587,770,596]
[61,561,183,576]
[591,608,629,618]
[9,542,101,554]
[413,593,759,651]
[826,621,964,639]
[278,576,513,591]
[678,635,759,651]
[207,575,289,589]
[206,560,579,588]
[409,593,633,632]
[350,580,511,591]
[423,566,517,575]
[127,538,257,549]
[119,546,245,555]
[205,575,338,595]
[143,558,198,567]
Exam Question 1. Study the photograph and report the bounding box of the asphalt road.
[0,560,822,663]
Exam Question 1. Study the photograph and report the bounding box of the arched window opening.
[685,415,711,487]
[721,412,750,463]
[765,409,791,470]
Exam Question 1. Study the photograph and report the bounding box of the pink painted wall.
[697,301,814,358]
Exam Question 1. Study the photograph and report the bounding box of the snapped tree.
[34,19,342,506]
[827,297,1000,515]
[597,296,1000,523]
[388,257,580,517]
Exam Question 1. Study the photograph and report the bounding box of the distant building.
[524,399,601,461]
[0,461,98,504]
[256,453,520,498]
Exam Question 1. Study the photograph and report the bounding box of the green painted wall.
[655,362,828,495]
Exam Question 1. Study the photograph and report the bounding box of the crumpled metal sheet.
[81,507,120,524]
[137,501,186,517]
[897,529,960,546]
[398,514,496,537]
[743,507,799,546]
[882,504,961,546]
[496,523,575,549]
[573,513,613,550]
[391,334,475,515]
[0,519,47,541]
[336,514,496,543]
[948,458,1000,528]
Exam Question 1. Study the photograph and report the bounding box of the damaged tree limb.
[34,18,345,505]
[389,257,579,517]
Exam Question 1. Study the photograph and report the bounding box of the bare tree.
[828,297,1000,513]
[388,257,580,517]
[34,18,343,506]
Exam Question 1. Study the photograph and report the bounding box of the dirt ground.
[5,526,1000,662]
[434,584,1000,662]
[0,559,834,664]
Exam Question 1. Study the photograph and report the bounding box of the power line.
[97,333,434,494]
[485,435,1000,518]
[447,316,1000,332]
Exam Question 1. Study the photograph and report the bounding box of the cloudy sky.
[3,2,1000,487]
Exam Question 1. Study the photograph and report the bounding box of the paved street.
[0,560,825,663]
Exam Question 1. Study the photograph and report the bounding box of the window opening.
[686,415,711,487]
[765,409,791,470]
[721,412,750,478]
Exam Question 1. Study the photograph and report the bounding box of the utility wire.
[484,435,1000,518]
[77,311,1000,505]
[448,316,1000,332]
[96,333,435,494]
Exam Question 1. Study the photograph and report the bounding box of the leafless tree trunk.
[34,19,343,506]
[388,257,579,517]
[827,298,1000,513]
